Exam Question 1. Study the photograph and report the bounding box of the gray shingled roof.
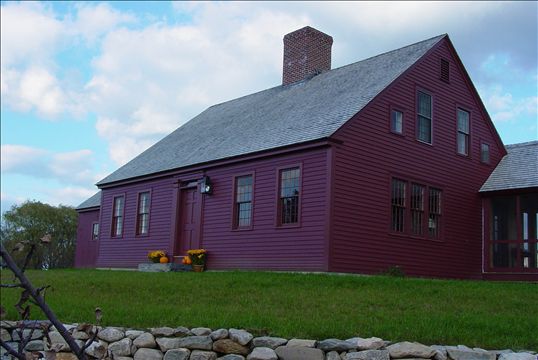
[97,35,445,186]
[76,191,101,210]
[480,141,538,192]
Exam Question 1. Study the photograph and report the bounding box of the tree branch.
[0,337,25,360]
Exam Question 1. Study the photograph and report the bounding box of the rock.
[387,342,435,359]
[190,350,218,360]
[446,349,496,360]
[352,337,385,351]
[218,355,246,360]
[247,347,278,360]
[498,353,536,360]
[157,337,184,352]
[11,328,43,341]
[126,330,146,339]
[55,354,78,360]
[115,357,134,360]
[85,340,108,358]
[152,327,177,337]
[174,327,191,337]
[46,331,70,352]
[109,337,133,357]
[431,346,448,360]
[287,339,317,348]
[275,345,325,360]
[213,339,249,355]
[24,339,44,351]
[98,327,125,342]
[72,330,90,340]
[192,327,213,336]
[252,337,288,349]
[133,332,156,348]
[176,335,213,350]
[344,350,390,360]
[211,329,229,341]
[1,341,18,356]
[317,339,357,352]
[0,320,18,329]
[229,329,253,346]
[134,348,164,360]
[326,351,341,360]
[164,348,191,360]
[0,328,11,342]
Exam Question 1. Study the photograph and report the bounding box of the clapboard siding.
[329,38,504,278]
[75,209,100,268]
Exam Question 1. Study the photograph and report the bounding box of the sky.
[1,1,537,214]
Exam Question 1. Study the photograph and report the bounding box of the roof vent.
[440,58,450,83]
[282,26,333,86]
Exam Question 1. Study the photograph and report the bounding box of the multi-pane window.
[279,168,300,225]
[481,143,490,163]
[136,192,150,235]
[417,91,432,144]
[428,188,442,239]
[457,109,470,155]
[410,184,425,236]
[111,196,124,237]
[391,179,406,232]
[234,175,253,228]
[92,223,99,241]
[391,110,403,134]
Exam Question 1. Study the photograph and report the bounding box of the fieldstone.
[229,329,253,346]
[115,357,134,360]
[126,330,146,339]
[446,349,496,360]
[287,339,317,348]
[177,335,213,350]
[152,327,177,337]
[431,346,448,360]
[191,350,218,360]
[192,327,212,336]
[11,328,43,341]
[499,353,536,360]
[133,332,156,348]
[387,342,435,359]
[252,337,288,349]
[157,337,184,352]
[345,350,391,360]
[85,340,108,358]
[218,355,246,360]
[326,351,341,360]
[247,347,278,360]
[351,337,385,350]
[46,331,70,352]
[51,324,77,332]
[98,327,125,342]
[72,330,90,340]
[317,339,357,352]
[275,345,325,360]
[24,339,45,351]
[109,337,133,357]
[211,328,229,341]
[1,341,18,356]
[134,348,164,360]
[164,348,191,360]
[174,327,191,337]
[213,339,249,355]
[0,320,18,329]
[55,353,78,360]
[0,328,11,342]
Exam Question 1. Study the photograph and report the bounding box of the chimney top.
[282,26,333,85]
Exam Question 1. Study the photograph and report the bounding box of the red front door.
[179,186,201,254]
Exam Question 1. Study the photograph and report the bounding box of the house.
[75,26,537,280]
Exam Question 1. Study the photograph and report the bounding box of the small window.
[440,59,450,82]
[428,188,442,239]
[410,184,425,236]
[279,168,300,225]
[136,192,150,235]
[481,143,490,163]
[111,196,124,237]
[457,109,470,155]
[391,179,406,232]
[417,91,432,144]
[92,223,99,241]
[234,175,253,228]
[391,110,403,134]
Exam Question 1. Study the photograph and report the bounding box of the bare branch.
[0,283,23,288]
[0,337,25,360]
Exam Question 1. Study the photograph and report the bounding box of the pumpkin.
[183,256,192,265]
[159,256,169,264]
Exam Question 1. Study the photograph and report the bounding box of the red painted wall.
[75,209,100,268]
[329,38,504,279]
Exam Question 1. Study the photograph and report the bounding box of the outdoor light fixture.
[200,176,212,194]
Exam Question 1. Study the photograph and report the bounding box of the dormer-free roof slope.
[76,191,101,210]
[97,34,446,186]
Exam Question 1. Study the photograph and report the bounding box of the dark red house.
[75,27,537,281]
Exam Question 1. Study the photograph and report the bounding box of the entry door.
[179,186,201,254]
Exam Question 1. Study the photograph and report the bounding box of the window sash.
[417,92,432,143]
[279,168,300,225]
[391,110,403,134]
[457,109,470,155]
[481,143,490,163]
[411,184,425,236]
[92,223,99,241]
[136,192,150,235]
[429,188,442,239]
[235,175,253,228]
[112,196,124,236]
[391,179,406,232]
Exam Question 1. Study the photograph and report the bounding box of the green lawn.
[1,269,537,350]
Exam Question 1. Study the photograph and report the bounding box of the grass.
[1,269,537,350]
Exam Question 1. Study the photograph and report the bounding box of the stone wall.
[1,321,535,360]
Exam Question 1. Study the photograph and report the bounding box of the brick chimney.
[282,26,333,85]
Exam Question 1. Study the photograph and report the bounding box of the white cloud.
[479,85,538,123]
[44,186,97,207]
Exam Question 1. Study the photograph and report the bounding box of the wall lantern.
[200,176,213,195]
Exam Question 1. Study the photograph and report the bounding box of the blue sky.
[1,1,537,214]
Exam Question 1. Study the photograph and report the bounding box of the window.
[279,167,300,225]
[457,109,470,155]
[417,91,432,144]
[234,175,253,228]
[391,179,406,232]
[440,59,450,82]
[391,109,403,134]
[136,192,150,235]
[111,196,124,237]
[481,143,490,163]
[92,223,99,241]
[428,188,442,239]
[410,184,425,236]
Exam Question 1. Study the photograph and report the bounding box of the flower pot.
[192,264,204,272]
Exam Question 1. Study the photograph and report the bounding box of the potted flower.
[187,249,207,272]
[147,250,167,263]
